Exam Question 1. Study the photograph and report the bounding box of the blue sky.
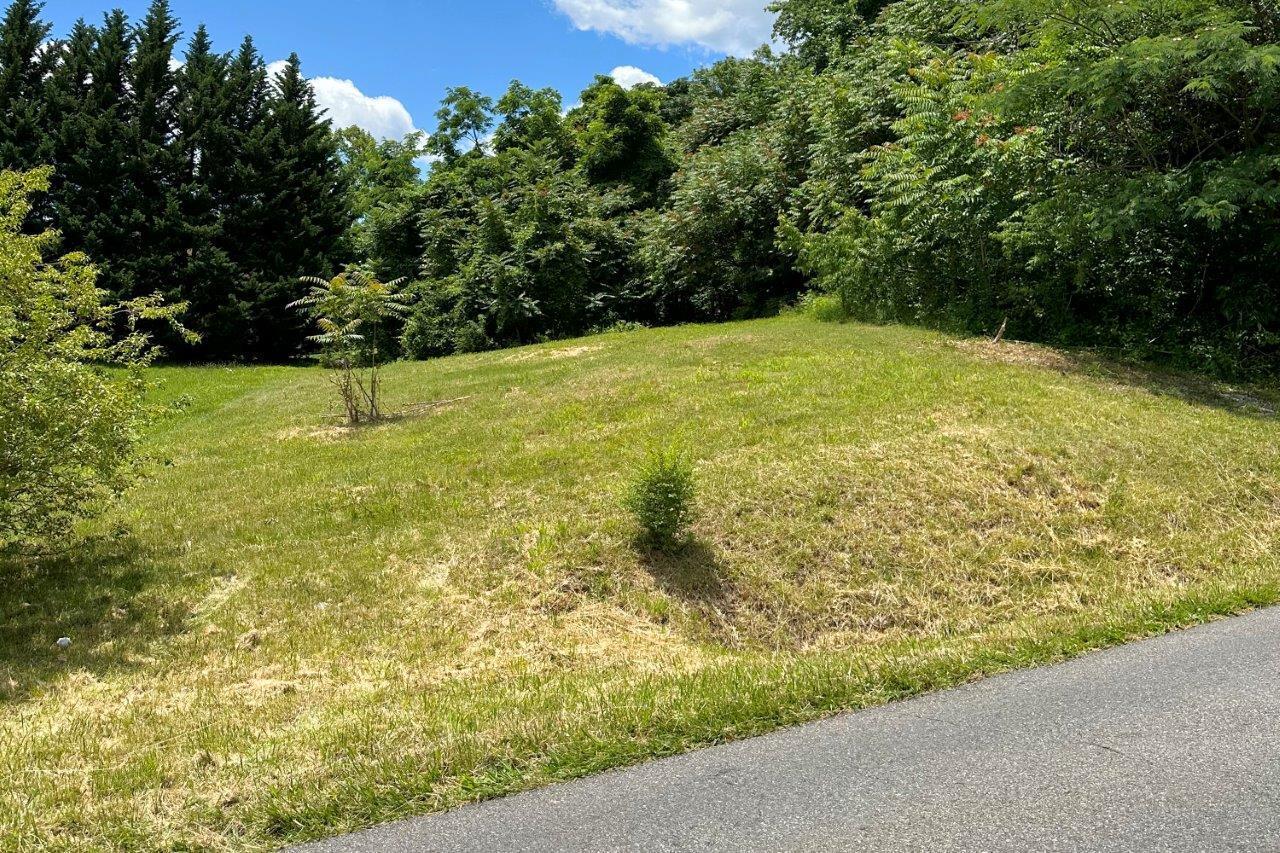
[46,0,777,139]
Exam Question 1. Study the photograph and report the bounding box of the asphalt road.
[299,608,1280,852]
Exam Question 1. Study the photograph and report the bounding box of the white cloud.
[553,0,774,54]
[608,64,662,88]
[312,78,419,141]
[267,60,419,141]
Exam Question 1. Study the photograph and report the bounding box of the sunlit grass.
[2,316,1278,850]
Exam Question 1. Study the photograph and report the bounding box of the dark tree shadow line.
[0,534,186,703]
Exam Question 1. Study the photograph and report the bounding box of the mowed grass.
[3,315,1279,850]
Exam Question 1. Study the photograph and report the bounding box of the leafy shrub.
[625,449,697,549]
[0,168,190,548]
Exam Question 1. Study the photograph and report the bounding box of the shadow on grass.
[1067,352,1278,420]
[958,339,1279,420]
[289,397,475,439]
[0,534,183,703]
[639,538,735,616]
[386,396,474,421]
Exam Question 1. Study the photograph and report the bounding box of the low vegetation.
[625,448,697,549]
[2,316,1277,850]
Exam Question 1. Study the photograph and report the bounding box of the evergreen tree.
[248,54,350,359]
[220,36,271,229]
[0,0,53,173]
[41,18,95,232]
[172,24,242,358]
[119,0,181,303]
[201,36,276,358]
[0,2,357,361]
[50,11,134,299]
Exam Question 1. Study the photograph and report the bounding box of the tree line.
[3,0,1279,375]
[328,0,1280,377]
[0,0,348,360]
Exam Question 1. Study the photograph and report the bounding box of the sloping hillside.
[3,316,1278,850]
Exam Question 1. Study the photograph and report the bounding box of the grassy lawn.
[3,315,1279,850]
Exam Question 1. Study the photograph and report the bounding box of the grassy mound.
[3,316,1278,850]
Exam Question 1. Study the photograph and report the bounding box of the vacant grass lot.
[3,316,1279,850]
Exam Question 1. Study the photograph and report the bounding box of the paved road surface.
[300,608,1280,852]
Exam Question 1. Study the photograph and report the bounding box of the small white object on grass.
[56,637,71,650]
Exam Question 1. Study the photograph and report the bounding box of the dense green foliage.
[0,169,186,547]
[392,78,674,355]
[376,59,819,355]
[788,0,1280,375]
[639,55,810,322]
[375,0,1280,375]
[0,0,348,360]
[337,127,427,283]
[3,0,1277,373]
